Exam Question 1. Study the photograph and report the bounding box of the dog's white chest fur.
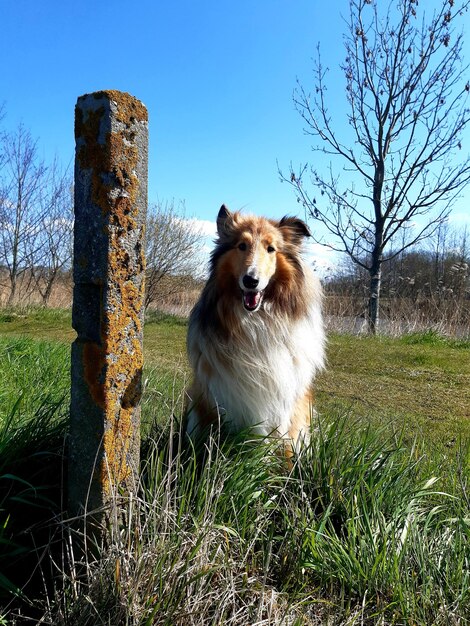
[212,309,323,436]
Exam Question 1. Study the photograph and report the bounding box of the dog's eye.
[267,245,275,253]
[238,242,247,251]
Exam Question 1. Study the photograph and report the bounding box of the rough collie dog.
[186,205,325,448]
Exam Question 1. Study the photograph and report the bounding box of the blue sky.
[1,0,336,215]
[1,0,469,270]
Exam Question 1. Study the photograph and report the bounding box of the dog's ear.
[217,204,236,238]
[278,216,311,245]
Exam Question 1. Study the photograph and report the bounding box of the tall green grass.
[0,337,69,610]
[296,419,470,623]
[0,336,70,416]
[37,417,468,625]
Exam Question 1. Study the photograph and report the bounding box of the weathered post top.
[69,90,148,519]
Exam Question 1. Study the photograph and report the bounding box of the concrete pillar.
[69,90,148,519]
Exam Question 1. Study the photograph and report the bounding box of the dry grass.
[0,270,72,308]
[2,270,469,338]
[324,292,470,338]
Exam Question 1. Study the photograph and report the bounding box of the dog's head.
[213,204,311,312]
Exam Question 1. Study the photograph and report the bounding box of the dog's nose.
[243,274,259,290]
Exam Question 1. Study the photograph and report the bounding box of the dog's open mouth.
[242,290,264,312]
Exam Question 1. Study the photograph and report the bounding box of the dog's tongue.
[244,291,261,311]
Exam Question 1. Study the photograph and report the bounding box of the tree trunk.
[42,275,54,306]
[368,264,382,335]
[7,273,17,306]
[369,145,385,335]
[368,223,383,335]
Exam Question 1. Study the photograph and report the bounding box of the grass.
[0,307,75,342]
[5,413,469,624]
[0,306,469,623]
[319,332,470,459]
[0,340,68,607]
[1,307,469,449]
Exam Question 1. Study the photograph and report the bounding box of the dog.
[186,205,325,449]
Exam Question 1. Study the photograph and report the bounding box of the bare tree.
[31,160,74,305]
[145,200,205,309]
[0,124,47,305]
[285,0,470,333]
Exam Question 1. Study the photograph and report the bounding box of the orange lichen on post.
[70,91,148,518]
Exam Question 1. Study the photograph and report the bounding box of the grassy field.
[0,308,469,624]
[1,307,469,452]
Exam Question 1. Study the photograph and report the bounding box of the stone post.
[69,91,148,519]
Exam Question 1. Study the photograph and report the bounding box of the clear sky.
[1,0,469,270]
